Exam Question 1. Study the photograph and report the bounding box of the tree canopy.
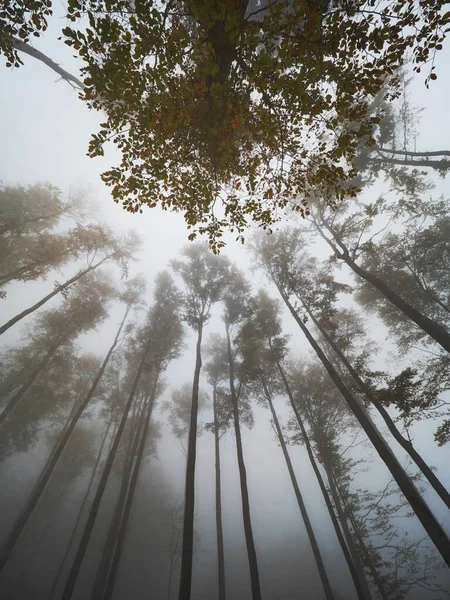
[2,1,449,248]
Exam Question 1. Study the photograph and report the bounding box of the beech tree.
[221,267,263,600]
[237,290,336,600]
[251,230,450,567]
[171,243,229,600]
[60,270,184,599]
[2,2,449,247]
[0,277,144,573]
[0,270,115,429]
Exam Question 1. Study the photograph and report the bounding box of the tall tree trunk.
[313,218,450,353]
[260,378,335,600]
[102,373,160,600]
[273,355,370,600]
[321,460,374,600]
[0,254,112,335]
[60,338,151,600]
[0,305,130,574]
[90,391,149,600]
[225,323,262,600]
[49,415,115,599]
[272,278,450,567]
[301,299,450,510]
[0,335,63,426]
[179,323,204,600]
[333,476,390,600]
[213,384,226,600]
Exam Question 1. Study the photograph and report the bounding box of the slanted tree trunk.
[49,414,115,599]
[61,327,150,600]
[225,323,262,600]
[260,377,335,600]
[0,254,113,335]
[273,354,371,600]
[333,476,390,600]
[320,458,374,600]
[102,372,160,600]
[272,278,450,567]
[301,298,450,510]
[213,384,226,600]
[313,217,450,354]
[0,306,130,573]
[179,323,204,600]
[90,393,148,600]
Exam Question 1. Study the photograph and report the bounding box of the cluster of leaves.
[37,0,447,248]
[0,0,53,67]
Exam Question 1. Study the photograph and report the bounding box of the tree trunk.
[321,460,374,600]
[179,323,203,600]
[313,219,450,353]
[49,414,115,599]
[225,323,262,600]
[273,356,370,600]
[333,476,390,600]
[0,306,130,574]
[273,278,450,567]
[90,393,148,600]
[0,254,112,335]
[213,384,226,600]
[60,338,151,600]
[301,299,450,510]
[102,373,160,600]
[261,378,335,600]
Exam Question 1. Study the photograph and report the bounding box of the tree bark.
[274,356,370,600]
[0,306,130,573]
[178,322,204,600]
[273,278,450,567]
[261,378,335,600]
[301,299,450,510]
[225,323,262,600]
[213,384,226,600]
[0,254,112,335]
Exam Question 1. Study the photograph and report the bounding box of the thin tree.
[171,243,230,600]
[222,269,262,600]
[252,242,450,567]
[61,271,183,599]
[309,206,450,354]
[0,278,144,573]
[238,292,336,600]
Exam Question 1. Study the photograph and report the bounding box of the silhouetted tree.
[171,243,229,600]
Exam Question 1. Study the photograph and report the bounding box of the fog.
[1,7,450,600]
